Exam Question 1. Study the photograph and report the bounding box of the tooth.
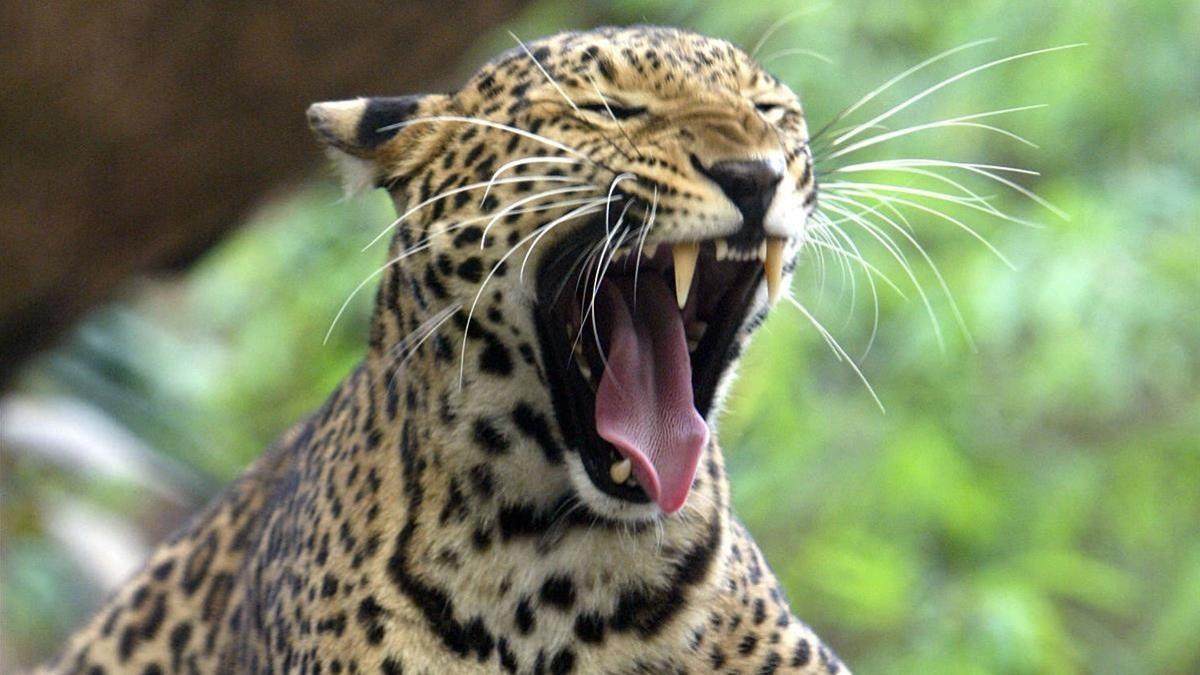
[758,240,768,260]
[764,238,785,304]
[714,239,729,261]
[642,243,658,259]
[610,458,632,484]
[672,242,700,309]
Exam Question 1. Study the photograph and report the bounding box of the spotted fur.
[45,26,846,674]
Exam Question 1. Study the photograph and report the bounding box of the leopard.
[44,26,849,674]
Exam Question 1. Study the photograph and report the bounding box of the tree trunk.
[0,0,530,387]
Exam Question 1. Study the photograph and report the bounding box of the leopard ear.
[307,94,449,192]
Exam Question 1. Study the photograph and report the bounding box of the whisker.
[808,224,906,298]
[823,104,1047,160]
[459,200,612,387]
[758,47,835,66]
[481,156,585,204]
[363,174,588,251]
[748,4,830,59]
[331,194,617,345]
[520,197,624,282]
[509,31,579,113]
[809,38,997,145]
[584,222,631,375]
[481,185,602,243]
[824,180,1041,229]
[830,187,1016,269]
[833,158,1067,219]
[832,43,1085,147]
[604,173,636,236]
[631,187,660,311]
[583,72,646,160]
[325,221,470,344]
[382,115,617,175]
[785,295,885,413]
[826,190,983,351]
[833,166,1007,219]
[817,198,948,351]
[385,304,462,392]
[811,214,885,351]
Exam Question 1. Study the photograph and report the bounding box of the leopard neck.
[338,259,737,660]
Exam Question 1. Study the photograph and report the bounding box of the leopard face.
[308,25,815,524]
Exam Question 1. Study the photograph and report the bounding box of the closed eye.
[578,101,647,120]
[754,102,788,123]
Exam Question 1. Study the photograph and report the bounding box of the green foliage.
[3,0,1197,672]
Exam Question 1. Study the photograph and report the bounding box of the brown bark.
[0,1,530,387]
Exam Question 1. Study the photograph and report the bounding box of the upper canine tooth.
[764,237,785,304]
[642,243,658,259]
[672,242,700,309]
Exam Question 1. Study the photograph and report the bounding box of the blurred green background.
[2,0,1197,672]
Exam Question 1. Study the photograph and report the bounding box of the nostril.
[690,155,783,231]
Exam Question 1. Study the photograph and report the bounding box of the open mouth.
[534,215,787,514]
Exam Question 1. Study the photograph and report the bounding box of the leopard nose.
[691,156,784,231]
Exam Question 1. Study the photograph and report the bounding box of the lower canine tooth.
[610,458,632,484]
[764,237,785,304]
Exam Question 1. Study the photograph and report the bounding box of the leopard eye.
[754,102,787,122]
[578,101,647,120]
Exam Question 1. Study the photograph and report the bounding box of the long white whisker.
[825,180,1042,229]
[382,115,596,165]
[325,220,475,344]
[385,304,462,392]
[481,185,601,244]
[810,222,883,354]
[824,104,1047,160]
[834,158,1067,219]
[481,156,584,204]
[833,166,1010,222]
[520,198,623,282]
[833,43,1085,146]
[585,223,631,375]
[631,187,659,310]
[818,199,947,351]
[809,228,906,299]
[363,174,587,250]
[748,4,830,58]
[584,72,645,159]
[826,191,980,350]
[811,38,996,143]
[510,31,580,113]
[604,174,636,236]
[759,47,835,66]
[785,295,885,413]
[832,187,1016,269]
[460,200,611,387]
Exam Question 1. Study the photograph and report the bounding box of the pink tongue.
[595,277,709,514]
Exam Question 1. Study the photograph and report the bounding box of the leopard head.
[307,26,814,522]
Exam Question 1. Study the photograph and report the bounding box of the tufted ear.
[307,94,449,193]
